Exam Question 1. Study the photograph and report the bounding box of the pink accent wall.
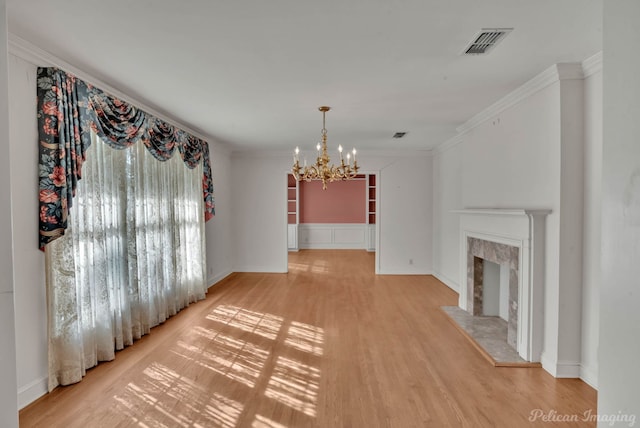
[300,179,366,223]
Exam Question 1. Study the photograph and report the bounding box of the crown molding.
[358,149,433,158]
[555,63,585,80]
[432,60,592,156]
[232,148,433,159]
[232,150,294,159]
[434,134,464,155]
[452,208,552,217]
[455,63,581,136]
[582,51,603,77]
[8,33,230,151]
[7,33,52,67]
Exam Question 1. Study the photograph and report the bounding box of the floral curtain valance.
[37,67,215,250]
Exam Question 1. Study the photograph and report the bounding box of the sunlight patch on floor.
[113,362,245,428]
[284,321,324,356]
[173,335,270,388]
[265,356,320,417]
[310,260,329,274]
[201,392,244,428]
[112,304,326,426]
[288,262,310,272]
[252,414,289,428]
[207,305,284,340]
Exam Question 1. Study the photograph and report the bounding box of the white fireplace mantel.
[452,208,551,362]
[452,208,552,217]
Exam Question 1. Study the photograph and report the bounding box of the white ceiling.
[7,0,602,153]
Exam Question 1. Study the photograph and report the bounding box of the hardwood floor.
[20,250,596,427]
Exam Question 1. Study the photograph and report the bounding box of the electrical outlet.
[409,259,413,265]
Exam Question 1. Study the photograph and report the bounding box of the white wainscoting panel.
[287,224,298,251]
[305,227,333,244]
[298,224,367,249]
[367,224,376,251]
[334,227,365,244]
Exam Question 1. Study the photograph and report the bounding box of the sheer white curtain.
[45,132,207,390]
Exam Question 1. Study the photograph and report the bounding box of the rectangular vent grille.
[464,28,512,55]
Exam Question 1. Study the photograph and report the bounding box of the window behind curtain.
[45,132,207,390]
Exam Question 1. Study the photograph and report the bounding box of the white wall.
[206,141,233,286]
[378,155,432,274]
[580,61,602,388]
[432,140,463,290]
[433,77,563,288]
[432,64,592,380]
[461,85,561,210]
[231,154,291,273]
[0,1,19,426]
[8,53,47,409]
[231,151,433,275]
[599,0,640,421]
[556,75,585,377]
[7,52,235,409]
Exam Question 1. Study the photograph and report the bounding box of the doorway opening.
[286,172,378,273]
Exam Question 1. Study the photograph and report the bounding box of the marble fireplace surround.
[454,209,551,362]
[468,237,519,350]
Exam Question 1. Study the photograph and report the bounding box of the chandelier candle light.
[292,106,359,190]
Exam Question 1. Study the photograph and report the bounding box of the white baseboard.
[232,266,287,273]
[432,271,460,293]
[541,353,556,376]
[580,363,598,389]
[18,376,48,409]
[541,353,581,378]
[377,269,432,275]
[207,270,233,289]
[299,243,366,250]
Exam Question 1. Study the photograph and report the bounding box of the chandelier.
[292,106,359,190]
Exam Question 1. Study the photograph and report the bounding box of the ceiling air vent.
[463,28,513,55]
[393,132,407,139]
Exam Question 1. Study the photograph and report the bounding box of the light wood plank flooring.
[20,250,596,427]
